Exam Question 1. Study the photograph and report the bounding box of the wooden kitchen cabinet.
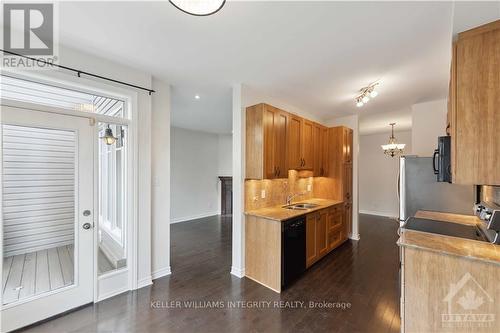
[306,204,346,268]
[327,205,344,250]
[449,20,500,185]
[301,119,314,169]
[317,210,329,258]
[287,114,303,170]
[343,163,353,202]
[343,202,352,240]
[246,103,288,179]
[288,116,314,170]
[306,213,318,268]
[313,124,329,177]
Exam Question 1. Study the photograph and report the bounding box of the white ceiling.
[57,1,499,134]
[359,108,412,136]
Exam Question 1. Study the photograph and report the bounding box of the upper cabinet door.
[246,103,288,179]
[263,106,277,179]
[452,21,500,185]
[343,127,353,164]
[312,123,322,176]
[301,119,314,169]
[274,111,288,178]
[287,115,303,170]
[320,127,329,176]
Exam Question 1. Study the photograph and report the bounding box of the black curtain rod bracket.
[1,49,155,95]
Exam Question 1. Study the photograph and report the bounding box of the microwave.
[433,136,452,183]
[432,136,451,183]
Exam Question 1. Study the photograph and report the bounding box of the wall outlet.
[307,184,312,192]
[261,190,266,199]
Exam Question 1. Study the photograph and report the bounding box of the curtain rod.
[1,49,156,95]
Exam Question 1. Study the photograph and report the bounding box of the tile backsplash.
[245,170,337,211]
[481,185,500,206]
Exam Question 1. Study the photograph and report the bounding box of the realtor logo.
[2,2,58,69]
[441,272,495,329]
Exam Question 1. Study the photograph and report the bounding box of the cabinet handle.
[274,166,277,177]
[277,167,280,177]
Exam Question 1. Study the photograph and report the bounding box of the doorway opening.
[169,86,233,276]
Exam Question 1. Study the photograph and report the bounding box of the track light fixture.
[355,82,379,107]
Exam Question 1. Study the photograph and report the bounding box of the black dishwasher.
[281,216,306,289]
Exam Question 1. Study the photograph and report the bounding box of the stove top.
[403,217,487,242]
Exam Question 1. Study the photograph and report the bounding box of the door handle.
[432,149,439,175]
[82,222,92,230]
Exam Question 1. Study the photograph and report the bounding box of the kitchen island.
[398,211,500,333]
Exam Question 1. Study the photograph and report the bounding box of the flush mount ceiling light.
[169,0,226,16]
[355,82,379,107]
[381,123,406,157]
[101,124,117,145]
[195,95,200,99]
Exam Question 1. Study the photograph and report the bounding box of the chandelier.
[381,123,405,157]
[169,0,226,16]
[355,82,379,107]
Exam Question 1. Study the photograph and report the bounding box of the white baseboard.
[152,266,172,280]
[230,266,245,278]
[349,233,361,241]
[97,286,129,302]
[359,210,398,219]
[137,276,153,289]
[170,212,219,224]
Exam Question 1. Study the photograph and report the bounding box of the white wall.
[151,78,172,279]
[170,127,232,222]
[411,99,447,157]
[325,115,361,240]
[218,134,233,176]
[359,130,412,218]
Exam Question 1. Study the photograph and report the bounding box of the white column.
[151,78,172,279]
[230,84,245,277]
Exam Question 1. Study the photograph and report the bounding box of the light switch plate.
[307,184,312,192]
[261,190,266,199]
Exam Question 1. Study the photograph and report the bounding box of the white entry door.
[1,105,94,332]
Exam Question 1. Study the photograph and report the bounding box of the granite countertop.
[245,198,344,222]
[398,210,500,265]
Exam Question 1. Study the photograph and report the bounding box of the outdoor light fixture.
[169,0,226,16]
[101,124,117,145]
[355,82,379,107]
[381,123,406,157]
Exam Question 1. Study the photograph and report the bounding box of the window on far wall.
[99,123,126,246]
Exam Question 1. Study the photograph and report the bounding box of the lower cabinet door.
[306,213,318,268]
[316,212,329,257]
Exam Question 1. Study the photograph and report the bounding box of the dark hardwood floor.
[20,214,400,333]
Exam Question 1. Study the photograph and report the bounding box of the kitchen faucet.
[286,192,305,205]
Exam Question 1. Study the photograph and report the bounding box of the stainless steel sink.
[283,203,319,210]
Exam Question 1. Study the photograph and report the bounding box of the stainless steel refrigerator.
[398,156,475,222]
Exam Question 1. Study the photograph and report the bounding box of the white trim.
[230,266,245,278]
[359,210,398,219]
[0,99,130,126]
[170,212,219,224]
[137,276,153,289]
[152,267,172,280]
[1,70,140,301]
[97,287,130,302]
